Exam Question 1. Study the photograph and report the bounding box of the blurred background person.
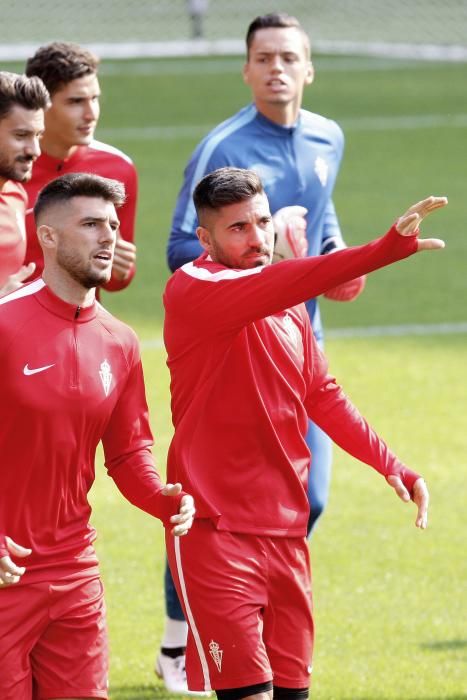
[0,71,49,297]
[187,0,209,39]
[24,41,138,294]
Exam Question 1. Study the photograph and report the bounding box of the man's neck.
[42,269,96,308]
[39,136,79,162]
[0,176,8,191]
[255,100,300,127]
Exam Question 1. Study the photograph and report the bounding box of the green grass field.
[14,54,467,698]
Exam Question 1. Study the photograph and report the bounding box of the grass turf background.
[93,55,467,699]
[9,54,466,698]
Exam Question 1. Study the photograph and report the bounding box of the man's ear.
[242,61,250,86]
[37,224,57,250]
[196,225,212,252]
[305,61,314,86]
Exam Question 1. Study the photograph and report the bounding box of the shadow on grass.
[420,638,467,652]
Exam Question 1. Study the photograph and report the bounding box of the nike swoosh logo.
[23,363,55,376]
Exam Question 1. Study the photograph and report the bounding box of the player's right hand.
[395,195,447,250]
[0,535,32,586]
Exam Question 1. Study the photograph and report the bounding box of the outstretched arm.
[303,324,431,529]
[272,196,447,295]
[323,195,447,301]
[166,194,447,335]
[306,370,430,529]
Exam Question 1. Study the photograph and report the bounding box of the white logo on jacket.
[99,359,112,396]
[23,363,55,376]
[209,640,223,672]
[314,156,328,186]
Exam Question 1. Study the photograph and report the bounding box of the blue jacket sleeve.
[167,153,203,271]
[320,199,346,254]
[167,141,232,272]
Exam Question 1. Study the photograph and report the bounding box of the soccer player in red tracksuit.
[23,41,138,293]
[164,168,446,700]
[0,72,49,296]
[0,173,195,700]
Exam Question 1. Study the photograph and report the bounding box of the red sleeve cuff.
[386,466,421,499]
[101,264,136,292]
[143,488,188,527]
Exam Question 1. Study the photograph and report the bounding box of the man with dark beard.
[0,173,195,700]
[163,167,444,700]
[0,71,49,296]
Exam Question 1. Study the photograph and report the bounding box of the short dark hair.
[246,12,310,57]
[193,167,264,217]
[34,173,125,222]
[0,71,50,121]
[25,42,99,95]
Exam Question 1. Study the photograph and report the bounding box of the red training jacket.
[0,180,27,287]
[0,279,179,583]
[163,225,420,537]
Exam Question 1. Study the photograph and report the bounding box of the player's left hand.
[324,274,366,302]
[0,262,36,298]
[112,236,136,280]
[387,475,429,529]
[396,195,448,251]
[163,483,196,536]
[0,536,32,586]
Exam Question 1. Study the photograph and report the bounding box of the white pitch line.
[97,112,467,143]
[2,39,466,63]
[140,321,467,351]
[97,124,213,141]
[326,321,467,339]
[97,56,436,77]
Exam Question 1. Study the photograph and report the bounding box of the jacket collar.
[36,282,97,322]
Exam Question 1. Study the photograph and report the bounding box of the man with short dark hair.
[164,166,445,700]
[24,41,138,292]
[0,172,195,700]
[0,71,49,296]
[160,12,366,686]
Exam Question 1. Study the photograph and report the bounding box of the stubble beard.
[56,247,111,289]
[0,155,34,183]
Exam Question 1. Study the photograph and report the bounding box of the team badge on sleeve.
[99,359,112,396]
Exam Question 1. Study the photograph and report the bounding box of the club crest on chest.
[99,359,112,396]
